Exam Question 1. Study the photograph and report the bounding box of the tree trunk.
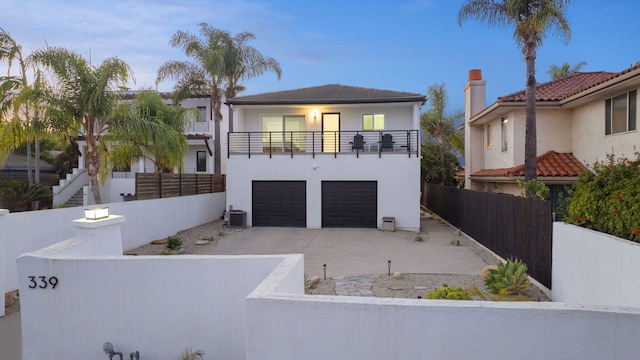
[26,140,33,185]
[86,135,103,204]
[524,43,538,188]
[228,103,234,133]
[212,95,222,174]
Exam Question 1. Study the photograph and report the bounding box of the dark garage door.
[322,181,377,228]
[252,181,306,227]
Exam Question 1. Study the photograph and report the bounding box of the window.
[501,117,508,152]
[196,151,206,172]
[605,90,636,135]
[197,106,207,122]
[486,123,492,149]
[261,115,306,151]
[362,114,384,130]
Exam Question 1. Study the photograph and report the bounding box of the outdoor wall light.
[311,110,318,122]
[84,207,109,220]
[502,117,509,124]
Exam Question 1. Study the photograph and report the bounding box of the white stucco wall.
[18,239,291,359]
[1,193,225,307]
[226,154,420,230]
[553,222,640,307]
[572,94,640,165]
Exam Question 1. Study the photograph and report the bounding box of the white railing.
[52,168,89,207]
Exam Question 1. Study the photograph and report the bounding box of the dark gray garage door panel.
[252,181,306,227]
[322,181,377,228]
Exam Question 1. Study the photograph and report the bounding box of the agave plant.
[484,258,530,295]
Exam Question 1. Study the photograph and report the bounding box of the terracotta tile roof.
[497,62,640,102]
[226,84,426,105]
[470,151,587,178]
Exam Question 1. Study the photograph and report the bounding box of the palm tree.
[548,61,587,80]
[157,23,233,175]
[0,27,49,186]
[105,90,190,174]
[224,31,282,132]
[420,83,464,185]
[33,47,132,204]
[458,0,573,191]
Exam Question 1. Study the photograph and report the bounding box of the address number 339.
[27,276,58,289]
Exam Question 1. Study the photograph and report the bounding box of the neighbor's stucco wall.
[572,92,640,165]
[226,154,420,230]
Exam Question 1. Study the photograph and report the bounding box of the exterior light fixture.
[311,110,318,122]
[84,207,109,220]
[502,117,508,124]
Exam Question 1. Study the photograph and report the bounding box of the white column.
[0,209,8,316]
[71,215,126,255]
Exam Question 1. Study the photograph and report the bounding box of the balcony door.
[322,113,340,152]
[262,115,306,152]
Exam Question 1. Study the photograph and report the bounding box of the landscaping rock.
[481,265,499,280]
[150,239,167,245]
[308,276,321,288]
[177,248,186,254]
[195,240,210,245]
[414,235,423,242]
[392,272,403,279]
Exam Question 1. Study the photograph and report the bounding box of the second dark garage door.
[322,181,377,228]
[252,181,306,227]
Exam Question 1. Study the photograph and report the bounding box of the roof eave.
[226,97,426,106]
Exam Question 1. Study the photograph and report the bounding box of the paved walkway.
[1,214,488,360]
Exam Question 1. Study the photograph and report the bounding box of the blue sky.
[0,0,637,112]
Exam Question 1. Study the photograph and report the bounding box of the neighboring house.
[56,91,225,206]
[225,84,426,231]
[463,64,640,200]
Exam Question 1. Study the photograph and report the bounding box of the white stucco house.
[54,92,227,206]
[463,63,640,200]
[225,84,426,230]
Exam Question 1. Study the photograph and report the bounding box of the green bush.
[165,236,183,250]
[485,258,530,296]
[566,153,640,242]
[425,285,472,300]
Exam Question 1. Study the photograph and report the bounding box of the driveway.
[214,216,489,278]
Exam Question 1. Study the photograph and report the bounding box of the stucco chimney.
[464,69,487,191]
[464,69,486,119]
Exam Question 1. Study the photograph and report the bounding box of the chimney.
[464,69,487,191]
[464,69,486,120]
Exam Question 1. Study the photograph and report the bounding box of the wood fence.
[135,173,225,200]
[423,183,553,288]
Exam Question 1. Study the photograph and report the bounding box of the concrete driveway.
[214,216,489,278]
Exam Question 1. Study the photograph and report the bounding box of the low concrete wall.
[1,192,225,315]
[553,222,640,307]
[247,260,640,360]
[17,216,292,359]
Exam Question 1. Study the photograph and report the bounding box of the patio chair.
[350,134,365,151]
[381,134,395,151]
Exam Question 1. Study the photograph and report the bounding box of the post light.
[84,207,109,220]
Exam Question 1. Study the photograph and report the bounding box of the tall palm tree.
[105,90,190,174]
[0,27,49,185]
[224,31,282,132]
[33,47,132,204]
[548,61,587,80]
[157,23,233,174]
[458,0,573,189]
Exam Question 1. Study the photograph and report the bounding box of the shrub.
[425,285,472,300]
[485,258,530,295]
[165,236,183,250]
[566,153,640,242]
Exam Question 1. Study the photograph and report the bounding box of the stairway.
[64,188,84,208]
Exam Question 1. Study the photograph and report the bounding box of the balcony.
[228,130,419,158]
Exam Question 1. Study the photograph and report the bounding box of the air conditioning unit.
[228,210,247,228]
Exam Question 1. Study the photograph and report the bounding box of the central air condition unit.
[228,210,247,228]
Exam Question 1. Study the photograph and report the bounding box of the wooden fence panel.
[425,184,552,288]
[135,173,226,200]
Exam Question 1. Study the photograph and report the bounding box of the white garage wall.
[226,154,420,230]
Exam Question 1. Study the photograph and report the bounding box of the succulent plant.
[484,258,530,295]
[425,285,472,300]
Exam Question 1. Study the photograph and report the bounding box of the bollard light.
[323,264,327,281]
[84,207,109,220]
